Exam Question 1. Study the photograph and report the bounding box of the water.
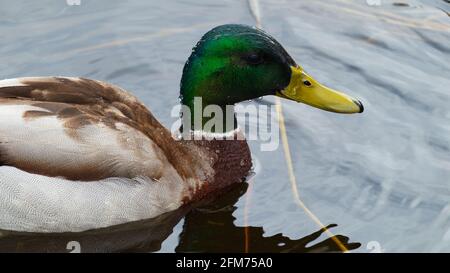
[0,0,449,252]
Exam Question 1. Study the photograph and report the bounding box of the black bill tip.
[353,99,364,113]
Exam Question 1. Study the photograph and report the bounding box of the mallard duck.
[0,24,363,233]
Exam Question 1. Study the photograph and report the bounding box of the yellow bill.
[277,66,364,114]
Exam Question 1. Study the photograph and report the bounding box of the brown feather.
[0,77,254,203]
[0,77,204,181]
[22,110,55,120]
[181,137,252,203]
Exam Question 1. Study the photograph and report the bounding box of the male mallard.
[0,24,363,233]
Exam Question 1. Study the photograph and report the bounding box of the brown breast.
[180,133,253,203]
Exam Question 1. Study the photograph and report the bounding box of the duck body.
[0,77,251,232]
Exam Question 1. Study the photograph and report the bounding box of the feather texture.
[0,77,216,232]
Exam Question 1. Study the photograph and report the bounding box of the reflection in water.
[0,182,360,253]
[177,183,360,253]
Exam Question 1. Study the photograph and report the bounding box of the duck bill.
[276,66,363,114]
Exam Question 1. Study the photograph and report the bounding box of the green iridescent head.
[180,24,363,131]
[180,24,296,108]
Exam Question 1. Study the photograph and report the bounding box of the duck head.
[180,24,363,131]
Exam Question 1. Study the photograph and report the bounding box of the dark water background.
[0,0,449,252]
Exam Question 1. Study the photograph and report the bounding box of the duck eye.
[303,80,312,87]
[244,53,264,65]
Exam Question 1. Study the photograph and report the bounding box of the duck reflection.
[0,182,360,253]
[176,182,361,253]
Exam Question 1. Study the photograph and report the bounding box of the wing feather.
[0,77,188,181]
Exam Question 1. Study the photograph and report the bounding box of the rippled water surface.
[0,0,449,252]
